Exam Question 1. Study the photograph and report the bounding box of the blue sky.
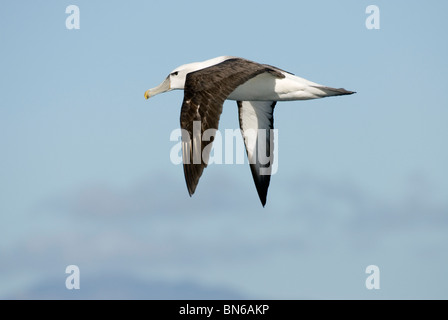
[1,1,447,299]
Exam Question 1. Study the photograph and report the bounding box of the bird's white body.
[228,71,324,101]
[168,56,344,102]
[170,56,344,101]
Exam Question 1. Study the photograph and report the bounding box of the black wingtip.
[185,179,195,197]
[187,184,195,197]
[250,170,270,208]
[183,162,201,198]
[257,188,268,207]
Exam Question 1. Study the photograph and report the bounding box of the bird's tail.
[310,86,356,97]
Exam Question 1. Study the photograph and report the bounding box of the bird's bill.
[144,77,171,99]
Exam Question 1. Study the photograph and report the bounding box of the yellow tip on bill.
[144,90,150,100]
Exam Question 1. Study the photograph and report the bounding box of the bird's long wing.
[237,100,276,207]
[180,58,284,196]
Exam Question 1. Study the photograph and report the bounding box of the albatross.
[144,56,355,206]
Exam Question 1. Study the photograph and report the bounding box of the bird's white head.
[144,56,232,100]
[144,63,198,100]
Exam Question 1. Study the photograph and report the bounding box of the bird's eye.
[171,71,179,76]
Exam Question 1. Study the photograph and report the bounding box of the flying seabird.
[144,56,355,206]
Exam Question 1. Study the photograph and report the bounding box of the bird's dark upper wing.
[180,58,284,196]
